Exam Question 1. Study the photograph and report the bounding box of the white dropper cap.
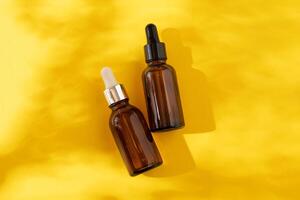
[101,67,118,88]
[100,67,128,106]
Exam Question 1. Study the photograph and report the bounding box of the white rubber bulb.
[101,67,118,88]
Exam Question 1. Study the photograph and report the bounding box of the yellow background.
[0,0,299,199]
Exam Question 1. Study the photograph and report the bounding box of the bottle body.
[109,99,162,176]
[142,61,185,132]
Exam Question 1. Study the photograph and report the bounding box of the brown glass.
[109,99,162,176]
[142,59,185,132]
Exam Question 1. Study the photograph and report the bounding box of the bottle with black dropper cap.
[142,23,185,132]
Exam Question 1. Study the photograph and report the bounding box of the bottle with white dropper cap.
[101,67,162,176]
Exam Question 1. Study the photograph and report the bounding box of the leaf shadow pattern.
[0,0,121,188]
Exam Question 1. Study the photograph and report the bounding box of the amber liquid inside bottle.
[109,99,162,176]
[142,59,185,132]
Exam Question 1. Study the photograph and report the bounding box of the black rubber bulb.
[144,23,167,63]
[146,24,160,44]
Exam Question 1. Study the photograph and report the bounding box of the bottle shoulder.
[110,104,141,123]
[143,63,175,74]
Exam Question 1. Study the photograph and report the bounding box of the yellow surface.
[0,0,299,199]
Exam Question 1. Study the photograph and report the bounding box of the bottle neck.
[109,99,129,111]
[148,59,166,66]
[104,84,128,106]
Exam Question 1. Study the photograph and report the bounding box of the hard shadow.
[144,132,196,177]
[162,28,216,134]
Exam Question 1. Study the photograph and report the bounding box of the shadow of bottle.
[162,28,216,134]
[139,28,215,177]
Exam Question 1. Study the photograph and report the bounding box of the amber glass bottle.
[101,67,162,176]
[142,24,185,132]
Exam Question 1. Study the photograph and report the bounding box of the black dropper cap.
[144,24,167,63]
